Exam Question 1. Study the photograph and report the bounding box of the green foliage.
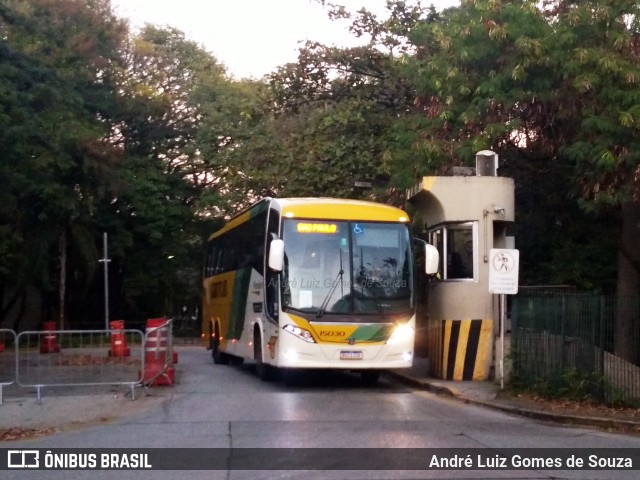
[510,366,635,407]
[0,1,229,327]
[510,367,607,403]
[0,0,129,324]
[2,0,640,329]
[279,1,637,292]
[195,76,281,211]
[265,99,391,198]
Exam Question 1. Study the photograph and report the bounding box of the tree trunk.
[615,202,640,364]
[59,230,67,330]
[10,290,26,332]
[0,287,22,326]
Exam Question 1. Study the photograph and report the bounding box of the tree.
[288,1,638,359]
[399,0,639,358]
[262,1,440,201]
[0,3,230,328]
[194,75,280,212]
[102,24,229,321]
[0,0,128,328]
[0,0,265,328]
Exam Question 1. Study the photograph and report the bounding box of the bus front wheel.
[360,369,381,385]
[254,329,276,381]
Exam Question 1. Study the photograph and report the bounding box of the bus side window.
[251,211,267,273]
[205,240,221,277]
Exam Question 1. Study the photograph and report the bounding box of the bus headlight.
[387,323,414,345]
[283,324,316,343]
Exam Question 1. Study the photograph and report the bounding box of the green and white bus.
[202,197,438,382]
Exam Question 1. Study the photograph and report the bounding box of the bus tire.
[360,369,381,385]
[254,328,275,381]
[211,323,231,365]
[230,355,245,366]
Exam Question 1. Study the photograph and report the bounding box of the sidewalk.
[389,357,640,434]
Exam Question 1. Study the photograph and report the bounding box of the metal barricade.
[0,328,17,405]
[15,329,145,403]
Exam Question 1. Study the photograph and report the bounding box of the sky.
[110,0,459,79]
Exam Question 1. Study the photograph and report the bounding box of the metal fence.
[172,312,200,345]
[0,319,175,404]
[15,328,144,403]
[511,293,640,407]
[0,328,17,405]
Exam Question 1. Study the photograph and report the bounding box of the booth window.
[428,222,476,281]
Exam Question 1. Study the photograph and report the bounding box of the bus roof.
[275,198,409,222]
[209,197,409,240]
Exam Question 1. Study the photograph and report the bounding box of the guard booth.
[408,151,515,381]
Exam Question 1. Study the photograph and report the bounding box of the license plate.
[340,351,363,360]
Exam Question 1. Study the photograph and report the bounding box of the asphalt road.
[3,346,640,480]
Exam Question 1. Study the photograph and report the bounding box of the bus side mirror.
[268,239,285,272]
[424,243,439,276]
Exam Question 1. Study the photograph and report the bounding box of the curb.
[386,371,457,397]
[386,371,640,432]
[466,398,640,432]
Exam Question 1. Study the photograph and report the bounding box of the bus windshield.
[281,220,414,317]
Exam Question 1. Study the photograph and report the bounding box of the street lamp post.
[98,232,111,331]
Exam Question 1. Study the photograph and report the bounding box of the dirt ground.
[496,390,640,434]
[0,387,167,442]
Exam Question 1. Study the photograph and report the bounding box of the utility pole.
[98,232,111,331]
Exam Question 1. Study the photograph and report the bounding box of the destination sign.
[296,223,338,234]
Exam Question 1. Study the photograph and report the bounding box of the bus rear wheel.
[211,323,231,365]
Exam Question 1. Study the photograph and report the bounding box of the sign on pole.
[488,248,519,295]
[488,248,519,390]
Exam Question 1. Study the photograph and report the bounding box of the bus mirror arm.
[268,239,285,272]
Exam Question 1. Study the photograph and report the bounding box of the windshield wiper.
[317,249,345,318]
[316,268,344,318]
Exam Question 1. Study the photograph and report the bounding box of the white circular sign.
[489,249,519,294]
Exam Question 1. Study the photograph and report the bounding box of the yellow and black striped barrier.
[441,319,493,381]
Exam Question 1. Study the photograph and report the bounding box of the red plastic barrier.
[141,317,175,386]
[109,320,131,357]
[40,321,60,354]
[144,318,167,360]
